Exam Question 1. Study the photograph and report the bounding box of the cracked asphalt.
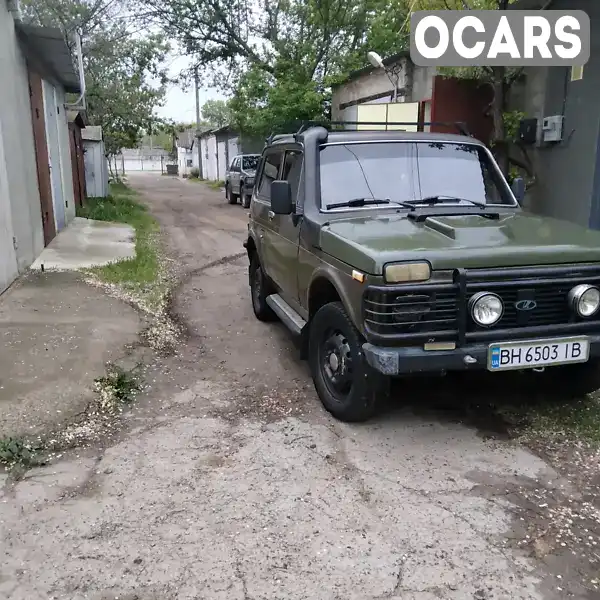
[0,173,590,600]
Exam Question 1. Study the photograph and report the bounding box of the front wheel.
[241,193,251,209]
[308,302,380,422]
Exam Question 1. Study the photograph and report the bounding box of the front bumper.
[363,336,600,376]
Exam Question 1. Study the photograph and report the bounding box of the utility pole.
[194,65,203,179]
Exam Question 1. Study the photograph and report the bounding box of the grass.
[207,179,225,190]
[502,394,600,446]
[77,182,160,292]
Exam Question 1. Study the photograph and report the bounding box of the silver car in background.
[225,154,261,208]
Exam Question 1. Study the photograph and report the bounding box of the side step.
[266,294,307,336]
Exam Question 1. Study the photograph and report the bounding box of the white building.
[176,128,198,177]
[0,0,81,294]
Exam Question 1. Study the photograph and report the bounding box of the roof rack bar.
[294,120,471,137]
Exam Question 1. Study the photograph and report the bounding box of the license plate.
[488,336,589,372]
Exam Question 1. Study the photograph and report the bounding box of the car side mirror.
[511,177,525,203]
[271,180,293,215]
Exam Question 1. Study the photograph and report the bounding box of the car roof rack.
[294,120,472,137]
[264,120,472,146]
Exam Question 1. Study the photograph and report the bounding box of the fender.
[306,264,364,336]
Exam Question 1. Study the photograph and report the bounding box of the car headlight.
[469,292,503,326]
[569,284,600,317]
[384,261,431,283]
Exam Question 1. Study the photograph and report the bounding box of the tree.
[412,0,534,176]
[21,0,170,166]
[201,99,232,127]
[139,0,412,135]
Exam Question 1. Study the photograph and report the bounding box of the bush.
[189,167,200,179]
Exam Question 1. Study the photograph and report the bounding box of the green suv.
[243,123,600,422]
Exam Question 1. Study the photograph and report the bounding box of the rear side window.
[257,151,283,198]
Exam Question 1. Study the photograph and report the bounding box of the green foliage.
[21,0,170,156]
[503,110,526,141]
[77,183,160,286]
[201,99,232,127]
[189,167,200,178]
[0,438,41,468]
[141,0,412,135]
[94,364,141,409]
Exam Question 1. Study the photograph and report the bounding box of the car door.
[267,147,304,305]
[253,148,284,283]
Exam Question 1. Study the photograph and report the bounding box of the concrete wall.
[0,0,44,281]
[0,118,18,294]
[517,0,600,228]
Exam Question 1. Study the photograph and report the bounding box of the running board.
[266,294,307,336]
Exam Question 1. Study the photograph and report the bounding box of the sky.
[154,55,226,123]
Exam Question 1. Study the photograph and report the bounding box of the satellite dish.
[367,51,384,69]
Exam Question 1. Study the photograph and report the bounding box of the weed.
[0,437,42,468]
[93,364,141,413]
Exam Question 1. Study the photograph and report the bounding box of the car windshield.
[319,141,516,210]
[242,155,260,170]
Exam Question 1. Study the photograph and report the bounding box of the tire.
[249,255,276,322]
[241,193,251,209]
[521,358,600,398]
[226,184,237,205]
[308,301,380,422]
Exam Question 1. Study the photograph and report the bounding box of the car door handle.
[268,210,275,220]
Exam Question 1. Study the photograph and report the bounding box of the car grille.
[468,284,571,331]
[364,285,458,338]
[363,264,600,344]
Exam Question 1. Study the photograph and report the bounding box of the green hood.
[319,210,600,274]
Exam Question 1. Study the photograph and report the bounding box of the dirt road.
[0,174,585,599]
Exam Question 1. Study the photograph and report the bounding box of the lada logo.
[515,299,537,311]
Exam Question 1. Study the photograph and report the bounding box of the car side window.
[257,151,283,198]
[281,150,303,204]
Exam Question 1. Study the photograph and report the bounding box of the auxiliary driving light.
[469,292,503,327]
[569,284,600,318]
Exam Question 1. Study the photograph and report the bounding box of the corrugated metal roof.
[15,24,81,93]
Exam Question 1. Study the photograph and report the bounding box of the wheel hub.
[322,331,353,396]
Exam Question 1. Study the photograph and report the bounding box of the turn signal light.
[384,261,431,283]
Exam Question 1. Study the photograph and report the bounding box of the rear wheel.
[308,302,380,422]
[249,256,276,321]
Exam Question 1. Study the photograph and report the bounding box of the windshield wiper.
[407,195,487,209]
[326,198,414,210]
